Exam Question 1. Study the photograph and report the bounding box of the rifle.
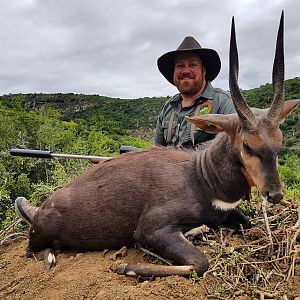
[10,145,140,164]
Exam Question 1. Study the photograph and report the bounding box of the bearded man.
[154,36,235,148]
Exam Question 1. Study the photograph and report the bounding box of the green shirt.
[153,82,235,148]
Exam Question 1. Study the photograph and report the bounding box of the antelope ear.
[278,99,300,123]
[186,114,238,134]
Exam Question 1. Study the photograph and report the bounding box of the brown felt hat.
[157,36,221,85]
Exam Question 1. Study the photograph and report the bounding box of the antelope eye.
[243,142,254,156]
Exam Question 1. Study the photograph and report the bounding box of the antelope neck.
[240,167,255,188]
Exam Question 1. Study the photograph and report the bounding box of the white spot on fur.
[126,270,137,276]
[212,199,242,211]
[47,253,53,264]
[47,253,56,265]
[51,202,54,207]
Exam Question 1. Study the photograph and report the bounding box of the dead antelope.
[18,12,299,277]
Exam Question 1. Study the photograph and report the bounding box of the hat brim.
[157,48,221,85]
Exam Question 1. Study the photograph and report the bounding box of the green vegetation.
[242,77,300,150]
[0,96,152,228]
[279,154,300,203]
[0,77,299,229]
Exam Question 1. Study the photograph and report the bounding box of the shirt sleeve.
[153,110,167,146]
[216,90,236,114]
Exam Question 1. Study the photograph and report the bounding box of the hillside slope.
[1,77,299,148]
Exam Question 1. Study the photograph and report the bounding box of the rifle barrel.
[10,148,110,160]
[52,153,110,160]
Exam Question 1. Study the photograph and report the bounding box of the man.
[154,36,235,148]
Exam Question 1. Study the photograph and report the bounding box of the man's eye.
[243,142,254,156]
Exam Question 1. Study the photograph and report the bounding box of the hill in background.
[1,77,299,148]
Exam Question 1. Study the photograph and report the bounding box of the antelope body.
[24,13,300,277]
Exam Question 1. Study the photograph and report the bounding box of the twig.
[249,243,271,253]
[255,289,278,299]
[239,223,246,240]
[289,228,300,254]
[241,255,289,265]
[261,197,273,253]
[0,219,22,238]
[292,206,300,230]
[137,246,172,266]
[0,232,27,245]
[267,208,290,222]
[219,228,225,250]
[286,245,299,280]
[207,295,226,300]
[203,260,223,278]
[233,264,244,289]
[235,237,268,248]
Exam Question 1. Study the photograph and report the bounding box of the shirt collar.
[200,81,214,100]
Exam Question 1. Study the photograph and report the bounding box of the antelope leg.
[116,227,209,277]
[115,263,193,277]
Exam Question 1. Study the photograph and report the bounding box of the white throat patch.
[212,199,242,211]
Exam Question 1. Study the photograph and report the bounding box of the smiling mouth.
[179,77,194,81]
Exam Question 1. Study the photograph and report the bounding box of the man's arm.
[153,112,167,146]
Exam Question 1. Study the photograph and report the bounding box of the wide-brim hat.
[157,36,221,85]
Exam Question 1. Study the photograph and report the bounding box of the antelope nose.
[267,191,284,204]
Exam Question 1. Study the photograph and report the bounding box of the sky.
[0,0,299,99]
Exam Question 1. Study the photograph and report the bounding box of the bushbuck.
[19,12,299,277]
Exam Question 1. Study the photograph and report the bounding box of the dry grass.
[188,200,300,299]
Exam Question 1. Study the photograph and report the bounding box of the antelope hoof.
[115,263,130,275]
[45,252,56,270]
[184,225,210,238]
[33,248,56,270]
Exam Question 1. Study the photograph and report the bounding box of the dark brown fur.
[27,132,254,275]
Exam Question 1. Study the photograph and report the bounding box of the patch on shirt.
[198,101,213,115]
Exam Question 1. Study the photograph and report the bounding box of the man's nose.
[181,69,191,76]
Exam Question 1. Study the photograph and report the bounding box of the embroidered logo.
[198,101,213,115]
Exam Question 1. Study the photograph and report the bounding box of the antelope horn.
[265,11,285,125]
[229,17,257,130]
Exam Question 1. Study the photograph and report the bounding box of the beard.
[174,78,204,97]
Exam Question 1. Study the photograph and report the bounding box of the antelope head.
[228,11,300,203]
[187,12,300,204]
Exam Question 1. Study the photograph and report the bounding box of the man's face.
[173,53,206,97]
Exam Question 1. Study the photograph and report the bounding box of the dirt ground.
[0,236,299,300]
